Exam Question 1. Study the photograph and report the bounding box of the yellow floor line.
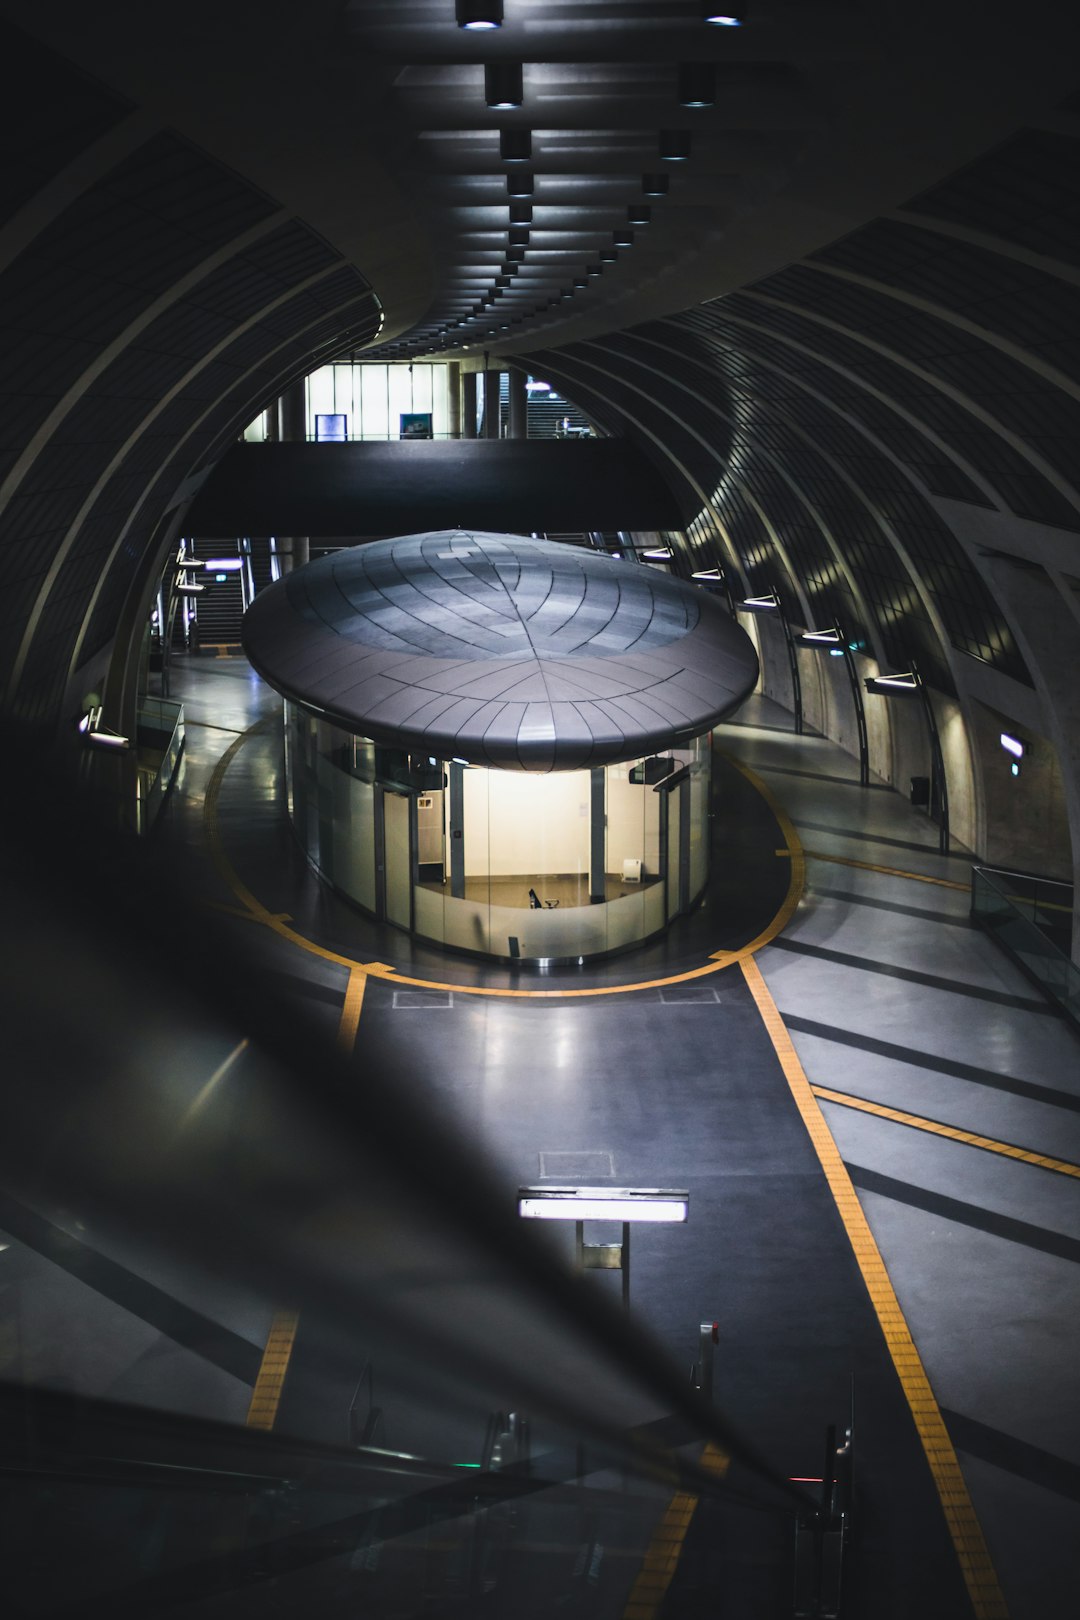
[246,1309,300,1431]
[810,1086,1080,1179]
[203,726,806,1000]
[338,964,367,1055]
[621,1443,729,1620]
[803,849,971,891]
[740,957,1008,1620]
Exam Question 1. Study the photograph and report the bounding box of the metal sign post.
[518,1187,689,1309]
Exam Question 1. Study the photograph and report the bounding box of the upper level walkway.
[187,439,686,537]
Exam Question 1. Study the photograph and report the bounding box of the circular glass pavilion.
[242,530,759,962]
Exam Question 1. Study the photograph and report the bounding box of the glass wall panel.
[383,791,412,931]
[361,365,391,440]
[283,719,711,962]
[305,364,453,440]
[307,366,336,426]
[666,786,681,922]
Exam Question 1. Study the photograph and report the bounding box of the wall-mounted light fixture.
[863,671,919,696]
[77,705,131,751]
[485,61,523,108]
[1000,731,1027,777]
[678,62,716,107]
[642,546,673,560]
[738,591,780,612]
[457,0,502,29]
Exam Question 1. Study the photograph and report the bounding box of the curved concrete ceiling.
[17,0,1080,361]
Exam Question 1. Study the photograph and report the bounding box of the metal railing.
[135,697,185,835]
[971,865,1078,1027]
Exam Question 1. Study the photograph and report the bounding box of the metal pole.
[839,637,870,787]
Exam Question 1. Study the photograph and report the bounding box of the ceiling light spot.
[457,0,503,28]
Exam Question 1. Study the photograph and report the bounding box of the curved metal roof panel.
[242,531,759,770]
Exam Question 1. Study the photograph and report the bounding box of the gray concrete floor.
[734,694,1080,1620]
[6,660,1078,1617]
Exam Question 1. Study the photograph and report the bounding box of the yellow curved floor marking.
[338,965,368,1055]
[622,1442,729,1620]
[804,849,971,891]
[246,1308,299,1431]
[741,957,1008,1620]
[811,1086,1080,1179]
[204,727,805,999]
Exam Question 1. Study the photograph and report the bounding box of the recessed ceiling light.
[586,263,603,277]
[508,227,530,247]
[457,0,502,28]
[642,172,670,196]
[659,129,692,161]
[574,277,588,289]
[628,204,652,225]
[500,128,532,162]
[506,245,526,262]
[507,170,534,197]
[703,4,744,24]
[509,201,533,224]
[614,230,634,248]
[485,62,523,108]
[678,62,716,108]
[600,248,617,263]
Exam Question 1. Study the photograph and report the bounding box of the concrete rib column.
[277,377,309,571]
[277,378,307,443]
[447,362,462,440]
[483,369,501,439]
[589,767,606,903]
[508,366,528,440]
[461,371,478,439]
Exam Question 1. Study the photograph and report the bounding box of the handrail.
[974,865,1073,893]
[971,864,1078,1028]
